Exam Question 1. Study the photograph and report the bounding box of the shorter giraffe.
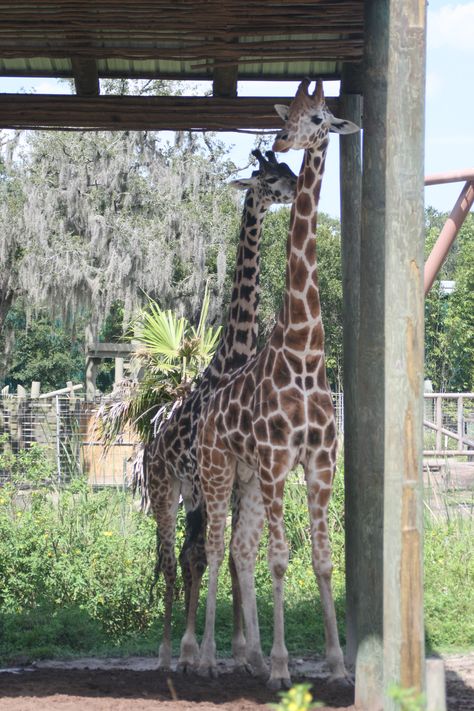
[142,151,296,671]
[195,79,359,688]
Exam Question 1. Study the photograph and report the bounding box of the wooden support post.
[426,659,447,711]
[352,4,388,707]
[114,357,124,384]
[339,63,363,668]
[30,381,41,399]
[384,0,426,706]
[71,57,100,97]
[213,63,238,98]
[355,4,426,706]
[85,357,100,402]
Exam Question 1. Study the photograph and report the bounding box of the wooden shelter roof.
[0,1,364,131]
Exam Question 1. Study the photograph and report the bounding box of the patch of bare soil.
[0,653,472,710]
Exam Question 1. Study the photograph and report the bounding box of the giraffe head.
[229,149,297,205]
[272,78,360,153]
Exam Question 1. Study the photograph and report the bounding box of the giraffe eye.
[311,115,323,125]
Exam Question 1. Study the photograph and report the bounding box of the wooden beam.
[0,67,344,82]
[86,342,134,360]
[71,57,100,96]
[0,94,339,131]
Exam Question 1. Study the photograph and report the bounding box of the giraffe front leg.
[304,452,348,681]
[230,469,268,678]
[262,477,291,691]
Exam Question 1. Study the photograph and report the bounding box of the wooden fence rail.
[423,392,474,457]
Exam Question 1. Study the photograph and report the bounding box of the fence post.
[435,395,442,452]
[55,395,61,484]
[457,395,463,447]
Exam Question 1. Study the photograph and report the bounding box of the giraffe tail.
[148,527,163,604]
[184,506,205,544]
[130,444,150,513]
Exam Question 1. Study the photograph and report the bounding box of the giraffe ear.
[329,117,360,134]
[228,177,257,191]
[274,104,290,121]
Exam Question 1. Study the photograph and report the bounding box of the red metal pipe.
[424,180,474,294]
[425,168,474,186]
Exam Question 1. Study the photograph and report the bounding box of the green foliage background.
[0,444,472,664]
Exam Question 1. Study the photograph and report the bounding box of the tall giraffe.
[143,150,296,671]
[195,79,359,688]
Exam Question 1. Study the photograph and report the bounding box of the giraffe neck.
[209,189,266,377]
[282,142,328,331]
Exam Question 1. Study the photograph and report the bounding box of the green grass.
[0,445,472,664]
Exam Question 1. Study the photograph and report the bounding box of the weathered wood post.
[353,2,426,708]
[384,1,426,704]
[339,62,363,668]
[85,357,100,402]
[351,3,388,706]
[114,356,124,384]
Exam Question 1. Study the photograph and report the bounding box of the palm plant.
[96,285,221,446]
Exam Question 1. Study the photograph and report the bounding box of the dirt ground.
[0,654,473,710]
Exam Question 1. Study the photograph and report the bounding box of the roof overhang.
[0,1,364,130]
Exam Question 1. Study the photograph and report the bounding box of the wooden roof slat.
[0,1,363,129]
[0,93,340,132]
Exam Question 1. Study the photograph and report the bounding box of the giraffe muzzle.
[272,136,291,153]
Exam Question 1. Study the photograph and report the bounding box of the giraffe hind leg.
[150,474,181,671]
[177,506,206,672]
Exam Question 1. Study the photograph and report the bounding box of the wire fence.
[0,394,138,487]
[0,391,472,487]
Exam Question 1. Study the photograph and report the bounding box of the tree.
[0,82,241,380]
[424,210,474,391]
[3,303,85,393]
[97,287,221,445]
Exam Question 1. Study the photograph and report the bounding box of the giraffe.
[142,150,297,671]
[195,78,359,688]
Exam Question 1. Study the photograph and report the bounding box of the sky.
[0,1,473,218]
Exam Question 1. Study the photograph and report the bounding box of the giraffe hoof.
[176,661,195,674]
[267,676,292,692]
[197,664,219,679]
[157,663,172,672]
[328,671,354,687]
[234,662,253,675]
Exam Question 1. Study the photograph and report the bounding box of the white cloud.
[428,2,474,52]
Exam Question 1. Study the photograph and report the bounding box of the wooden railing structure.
[1,388,473,489]
[423,392,474,457]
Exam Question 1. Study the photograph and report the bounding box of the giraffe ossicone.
[141,149,296,673]
[196,79,360,688]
